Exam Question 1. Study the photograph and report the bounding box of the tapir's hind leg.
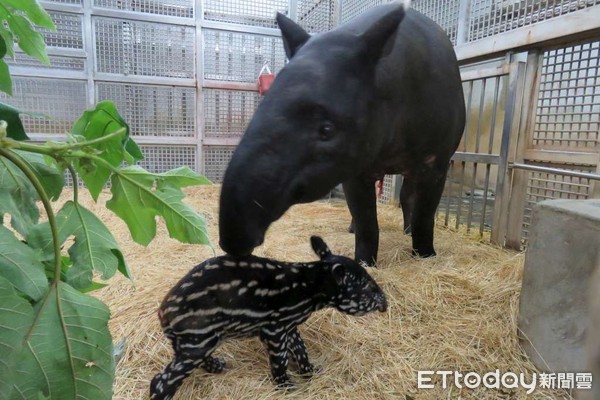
[409,169,448,258]
[343,177,379,266]
[399,176,416,235]
[150,334,220,400]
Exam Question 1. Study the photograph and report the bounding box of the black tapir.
[219,2,465,264]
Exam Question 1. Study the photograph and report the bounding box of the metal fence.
[1,0,599,249]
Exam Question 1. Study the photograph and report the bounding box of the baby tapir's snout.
[150,236,387,400]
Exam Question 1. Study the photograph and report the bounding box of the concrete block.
[518,199,600,373]
[578,263,600,400]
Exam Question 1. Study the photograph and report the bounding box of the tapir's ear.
[358,2,407,59]
[331,264,346,285]
[310,236,332,259]
[276,12,310,59]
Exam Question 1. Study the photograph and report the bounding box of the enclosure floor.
[81,185,572,400]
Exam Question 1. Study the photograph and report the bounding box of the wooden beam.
[524,149,599,166]
[455,6,600,64]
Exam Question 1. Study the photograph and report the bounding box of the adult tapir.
[219,1,465,265]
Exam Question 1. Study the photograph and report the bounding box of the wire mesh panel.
[96,83,196,137]
[0,78,87,134]
[340,0,392,23]
[521,169,593,241]
[203,0,288,28]
[203,29,286,82]
[468,0,600,42]
[203,88,260,138]
[203,146,236,183]
[412,0,461,44]
[94,17,195,78]
[378,175,396,204]
[94,0,194,18]
[138,145,198,173]
[533,41,600,150]
[298,0,337,33]
[6,53,86,71]
[45,0,82,4]
[40,12,84,49]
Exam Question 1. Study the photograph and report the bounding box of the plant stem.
[67,164,79,203]
[0,127,126,154]
[0,148,62,280]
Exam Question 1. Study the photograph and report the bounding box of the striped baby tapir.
[150,236,387,399]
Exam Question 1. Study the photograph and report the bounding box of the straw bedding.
[72,185,572,400]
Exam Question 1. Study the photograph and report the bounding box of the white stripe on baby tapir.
[175,322,228,336]
[247,280,259,287]
[266,263,277,270]
[171,307,274,325]
[277,298,312,312]
[250,263,263,269]
[179,335,218,349]
[275,274,285,280]
[180,282,193,289]
[238,287,248,295]
[186,280,243,301]
[222,260,236,267]
[204,263,220,270]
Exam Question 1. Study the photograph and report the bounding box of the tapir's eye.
[318,122,335,140]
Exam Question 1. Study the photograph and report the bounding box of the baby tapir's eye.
[318,121,335,140]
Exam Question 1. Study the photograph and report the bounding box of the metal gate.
[0,0,338,182]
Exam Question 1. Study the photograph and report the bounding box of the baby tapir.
[150,236,387,399]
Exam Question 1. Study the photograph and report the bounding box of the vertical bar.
[456,0,471,44]
[289,0,299,21]
[195,0,204,174]
[504,51,543,248]
[456,80,474,229]
[479,75,500,235]
[83,0,95,107]
[467,77,487,230]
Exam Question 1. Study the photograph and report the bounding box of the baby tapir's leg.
[260,327,292,388]
[201,355,226,374]
[287,327,314,376]
[150,334,220,400]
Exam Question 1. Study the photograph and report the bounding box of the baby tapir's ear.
[310,236,332,259]
[331,264,346,285]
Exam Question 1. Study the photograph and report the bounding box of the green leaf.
[6,14,50,65]
[12,282,114,400]
[0,154,40,236]
[123,137,143,164]
[80,281,109,293]
[0,275,35,400]
[0,25,15,58]
[16,150,64,200]
[2,0,56,30]
[0,58,12,96]
[27,201,130,290]
[0,31,7,58]
[0,102,30,140]
[107,166,211,246]
[0,224,48,301]
[72,101,132,200]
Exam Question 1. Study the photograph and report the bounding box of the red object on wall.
[258,64,275,95]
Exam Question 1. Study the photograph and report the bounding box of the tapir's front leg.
[343,177,378,266]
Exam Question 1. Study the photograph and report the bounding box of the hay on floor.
[68,185,571,400]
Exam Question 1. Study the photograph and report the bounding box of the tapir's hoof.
[404,225,412,235]
[202,357,226,374]
[358,259,377,268]
[348,223,355,234]
[411,248,437,258]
